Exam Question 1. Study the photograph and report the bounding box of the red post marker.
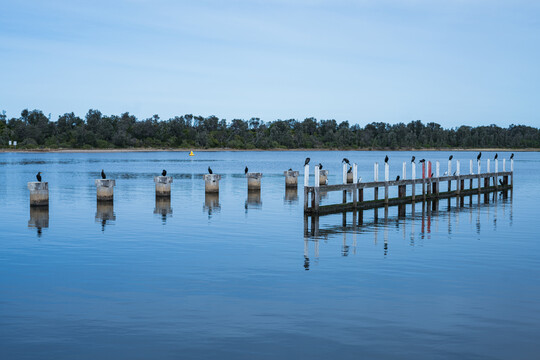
[428,161,432,178]
[422,162,425,179]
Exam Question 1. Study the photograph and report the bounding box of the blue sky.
[1,0,539,127]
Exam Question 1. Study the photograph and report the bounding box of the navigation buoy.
[189,150,194,156]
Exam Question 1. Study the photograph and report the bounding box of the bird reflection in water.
[245,190,262,213]
[154,196,172,224]
[28,206,49,238]
[284,188,298,204]
[204,193,220,218]
[96,201,115,232]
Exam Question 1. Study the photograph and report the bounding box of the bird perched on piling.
[304,157,310,166]
[162,169,167,176]
[36,172,42,182]
[288,168,293,171]
[342,158,350,165]
[510,153,514,159]
[396,175,400,181]
[384,155,389,163]
[347,166,352,173]
[208,166,213,174]
[419,159,425,163]
[449,155,453,160]
[477,152,482,160]
[494,153,498,160]
[244,166,248,175]
[318,163,323,170]
[101,169,106,179]
[411,156,415,163]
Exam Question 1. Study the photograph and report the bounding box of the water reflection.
[245,190,262,212]
[28,206,49,237]
[284,188,298,204]
[203,193,220,218]
[304,191,513,265]
[154,197,173,224]
[95,201,116,231]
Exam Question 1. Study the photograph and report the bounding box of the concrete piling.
[284,170,299,188]
[95,179,116,201]
[27,182,49,206]
[204,174,221,193]
[154,176,173,197]
[247,172,262,190]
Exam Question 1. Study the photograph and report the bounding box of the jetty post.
[374,163,379,201]
[411,162,416,201]
[314,165,320,212]
[477,159,482,193]
[422,161,426,200]
[303,164,310,210]
[353,163,359,207]
[485,159,491,189]
[204,174,221,193]
[247,172,262,190]
[457,160,462,194]
[470,159,474,190]
[284,170,299,188]
[448,158,452,191]
[342,163,347,203]
[435,161,440,196]
[511,159,514,186]
[384,162,389,204]
[27,182,49,206]
[494,159,499,189]
[95,179,116,201]
[154,176,173,197]
[427,161,432,196]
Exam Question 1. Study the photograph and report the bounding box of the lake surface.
[1,150,539,360]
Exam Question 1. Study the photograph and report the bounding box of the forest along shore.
[2,110,540,150]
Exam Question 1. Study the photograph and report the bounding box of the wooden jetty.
[304,159,513,215]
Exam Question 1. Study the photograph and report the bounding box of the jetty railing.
[304,159,513,215]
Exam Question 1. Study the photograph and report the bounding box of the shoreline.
[1,147,539,153]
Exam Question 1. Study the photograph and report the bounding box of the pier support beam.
[28,182,49,206]
[154,176,173,197]
[247,172,262,190]
[95,179,116,201]
[204,174,221,193]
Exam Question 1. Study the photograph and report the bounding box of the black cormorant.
[384,155,389,163]
[494,153,498,160]
[342,158,350,165]
[411,156,415,163]
[288,168,293,171]
[419,159,425,163]
[318,163,323,170]
[510,153,514,160]
[449,155,453,160]
[347,167,352,173]
[396,175,400,181]
[477,152,482,161]
[101,169,106,179]
[304,157,310,166]
[162,169,167,176]
[36,172,42,182]
[244,166,248,175]
[208,166,213,174]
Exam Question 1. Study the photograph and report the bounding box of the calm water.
[1,150,539,360]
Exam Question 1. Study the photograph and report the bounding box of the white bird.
[443,171,448,176]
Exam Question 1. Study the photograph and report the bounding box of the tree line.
[1,109,539,149]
